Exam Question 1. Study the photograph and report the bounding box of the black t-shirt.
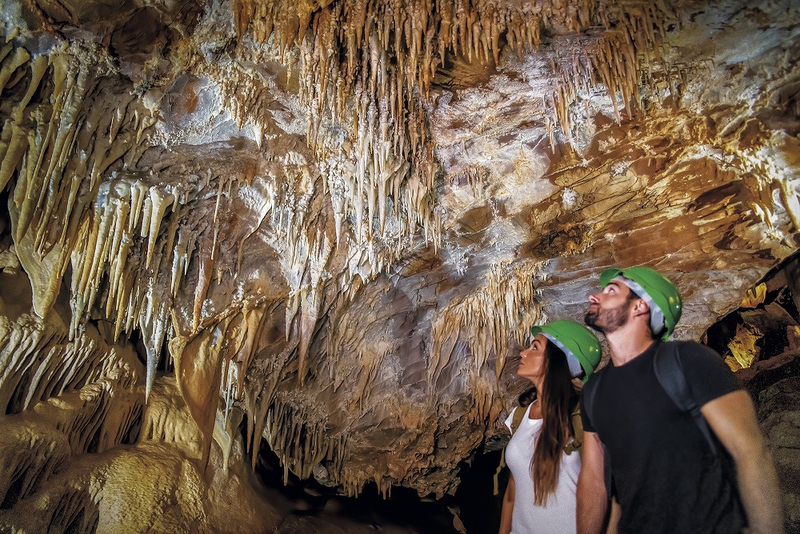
[580,341,747,533]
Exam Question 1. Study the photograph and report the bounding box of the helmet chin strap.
[613,276,666,337]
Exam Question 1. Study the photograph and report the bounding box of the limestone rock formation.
[0,0,798,531]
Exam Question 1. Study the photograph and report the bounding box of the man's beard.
[585,301,630,334]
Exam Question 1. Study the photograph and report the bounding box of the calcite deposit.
[0,0,798,531]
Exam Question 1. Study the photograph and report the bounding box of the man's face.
[585,280,635,334]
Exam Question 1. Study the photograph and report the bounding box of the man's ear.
[631,297,650,318]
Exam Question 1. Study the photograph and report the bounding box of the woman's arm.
[499,472,515,534]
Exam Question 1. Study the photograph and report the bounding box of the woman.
[499,320,602,534]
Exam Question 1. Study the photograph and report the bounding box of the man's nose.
[589,292,600,303]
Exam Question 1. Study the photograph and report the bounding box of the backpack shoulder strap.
[653,341,718,455]
[510,404,526,435]
[493,405,527,496]
[563,402,583,455]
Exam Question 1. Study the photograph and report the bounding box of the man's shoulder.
[661,339,742,400]
[580,365,609,409]
[663,339,714,350]
[662,339,723,361]
[583,364,607,390]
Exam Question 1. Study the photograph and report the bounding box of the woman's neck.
[528,378,544,418]
[528,396,543,419]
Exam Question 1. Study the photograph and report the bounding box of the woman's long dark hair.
[529,341,578,506]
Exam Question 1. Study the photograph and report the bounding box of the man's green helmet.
[600,266,683,341]
[530,320,602,382]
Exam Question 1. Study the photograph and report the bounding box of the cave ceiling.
[0,0,799,509]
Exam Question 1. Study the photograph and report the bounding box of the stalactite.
[776,170,800,232]
[232,0,668,252]
[171,224,192,298]
[212,404,245,473]
[142,296,170,404]
[0,5,662,364]
[0,54,47,192]
[264,392,349,491]
[296,230,333,383]
[428,261,543,421]
[15,54,73,244]
[192,237,215,332]
[233,303,269,390]
[0,0,722,508]
[145,188,175,269]
[235,0,461,258]
[0,46,30,92]
[0,40,161,334]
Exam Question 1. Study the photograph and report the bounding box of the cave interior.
[0,0,799,532]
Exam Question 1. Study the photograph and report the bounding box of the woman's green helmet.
[600,266,683,341]
[530,320,602,382]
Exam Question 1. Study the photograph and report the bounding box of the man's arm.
[701,389,784,534]
[498,472,515,534]
[577,430,608,534]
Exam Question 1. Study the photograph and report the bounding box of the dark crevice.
[122,409,143,445]
[252,436,459,533]
[86,423,103,454]
[63,508,84,534]
[0,474,24,509]
[6,367,33,415]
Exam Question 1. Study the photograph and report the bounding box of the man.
[576,266,783,534]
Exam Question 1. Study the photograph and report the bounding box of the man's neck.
[606,325,656,366]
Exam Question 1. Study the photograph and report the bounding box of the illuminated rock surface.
[0,0,798,531]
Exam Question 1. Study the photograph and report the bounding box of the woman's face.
[517,333,549,383]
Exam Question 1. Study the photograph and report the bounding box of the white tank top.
[504,403,581,533]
